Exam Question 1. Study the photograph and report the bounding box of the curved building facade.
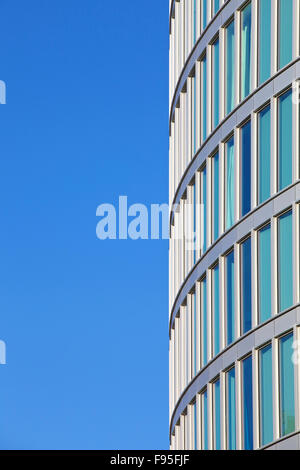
[169,0,300,450]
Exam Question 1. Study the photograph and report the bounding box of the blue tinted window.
[226,21,235,114]
[227,367,236,450]
[202,277,207,366]
[241,2,252,99]
[213,39,220,128]
[258,105,271,203]
[194,76,197,154]
[194,400,198,449]
[226,250,235,345]
[193,0,197,44]
[202,56,207,142]
[226,136,235,230]
[279,333,295,437]
[214,379,221,450]
[259,0,271,84]
[241,121,251,216]
[202,0,207,30]
[193,185,196,264]
[243,356,253,450]
[202,167,207,252]
[241,237,252,334]
[278,90,292,191]
[214,0,220,15]
[279,0,293,69]
[213,153,219,241]
[260,344,273,446]
[202,390,208,450]
[193,294,197,376]
[213,264,220,355]
[278,211,293,312]
[258,224,271,323]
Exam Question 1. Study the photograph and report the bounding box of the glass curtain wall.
[226,20,235,114]
[225,137,235,230]
[278,90,292,191]
[258,224,271,323]
[241,237,252,334]
[278,0,293,69]
[242,356,253,450]
[258,0,271,84]
[241,2,252,100]
[279,332,295,437]
[258,105,271,204]
[260,344,273,446]
[278,210,293,312]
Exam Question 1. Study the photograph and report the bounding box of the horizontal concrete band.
[170,304,300,437]
[263,431,300,450]
[170,58,300,229]
[170,0,249,129]
[169,181,300,336]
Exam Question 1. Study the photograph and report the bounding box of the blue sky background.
[0,0,169,449]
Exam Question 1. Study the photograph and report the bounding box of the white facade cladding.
[169,0,300,450]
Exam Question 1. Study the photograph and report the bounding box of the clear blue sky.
[0,0,169,450]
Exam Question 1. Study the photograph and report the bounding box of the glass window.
[201,277,208,367]
[258,224,271,323]
[242,356,253,450]
[259,343,273,446]
[241,237,252,334]
[227,367,236,450]
[278,0,293,69]
[194,400,198,449]
[226,20,235,114]
[241,120,251,216]
[226,250,235,346]
[213,379,221,450]
[258,0,271,84]
[201,166,207,253]
[241,2,252,100]
[278,210,293,312]
[202,389,209,450]
[193,184,196,264]
[212,152,219,242]
[202,0,208,31]
[192,292,197,376]
[201,55,207,142]
[258,105,271,203]
[212,38,220,128]
[214,0,220,15]
[193,76,197,155]
[278,89,292,191]
[279,332,295,437]
[213,264,220,356]
[193,0,197,45]
[225,136,235,230]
